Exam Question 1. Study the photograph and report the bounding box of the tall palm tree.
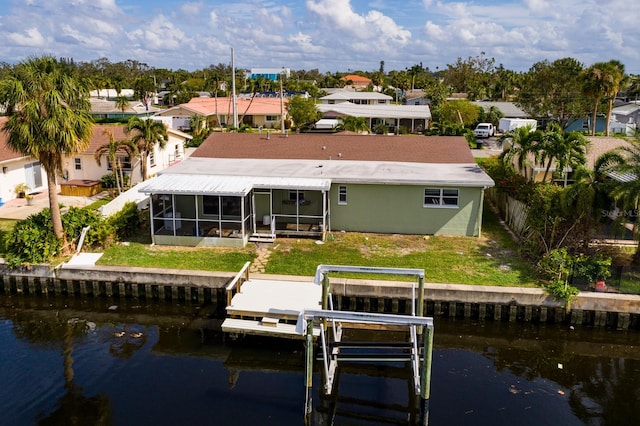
[603,60,625,137]
[126,117,168,181]
[94,129,137,194]
[582,62,615,136]
[0,56,93,242]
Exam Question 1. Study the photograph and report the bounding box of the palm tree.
[126,117,168,181]
[596,136,640,263]
[539,123,588,183]
[582,62,616,136]
[114,95,130,118]
[499,126,541,180]
[94,129,137,194]
[603,60,625,137]
[339,116,370,133]
[0,56,93,242]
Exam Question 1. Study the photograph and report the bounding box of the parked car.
[474,123,494,138]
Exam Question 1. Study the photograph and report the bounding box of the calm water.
[1,294,639,425]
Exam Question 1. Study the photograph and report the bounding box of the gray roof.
[137,156,493,196]
[320,90,392,101]
[473,101,528,118]
[318,102,431,120]
[612,103,640,116]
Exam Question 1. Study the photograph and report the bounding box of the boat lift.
[303,265,434,426]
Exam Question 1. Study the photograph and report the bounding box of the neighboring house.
[64,123,191,186]
[0,117,47,204]
[565,117,608,133]
[154,97,286,130]
[137,133,494,248]
[473,101,528,119]
[317,102,431,133]
[405,90,429,106]
[90,98,162,120]
[340,75,372,90]
[611,102,640,135]
[90,89,136,99]
[320,90,392,105]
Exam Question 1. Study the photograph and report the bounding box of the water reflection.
[1,294,639,425]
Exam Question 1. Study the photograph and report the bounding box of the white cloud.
[7,27,47,47]
[181,2,203,16]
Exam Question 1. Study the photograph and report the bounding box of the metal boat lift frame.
[303,265,434,425]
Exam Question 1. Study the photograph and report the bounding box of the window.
[424,188,459,208]
[149,151,156,167]
[338,185,347,205]
[266,115,278,122]
[107,156,132,171]
[74,158,82,170]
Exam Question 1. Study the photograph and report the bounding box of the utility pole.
[231,48,238,129]
[280,68,285,133]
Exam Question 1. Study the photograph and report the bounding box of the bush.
[373,123,388,134]
[62,206,115,250]
[107,201,141,240]
[4,210,61,266]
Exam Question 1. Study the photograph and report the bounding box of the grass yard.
[264,207,540,286]
[97,242,256,272]
[0,219,18,256]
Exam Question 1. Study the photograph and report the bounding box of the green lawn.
[264,207,540,286]
[0,219,18,257]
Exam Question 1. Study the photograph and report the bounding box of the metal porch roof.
[137,173,332,196]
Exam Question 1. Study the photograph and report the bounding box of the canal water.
[1,294,639,425]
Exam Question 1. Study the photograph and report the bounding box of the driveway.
[472,136,503,159]
[0,190,109,220]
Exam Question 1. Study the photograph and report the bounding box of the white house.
[320,90,392,105]
[317,102,431,134]
[0,117,47,204]
[64,123,191,187]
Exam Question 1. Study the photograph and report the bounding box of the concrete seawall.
[1,265,639,330]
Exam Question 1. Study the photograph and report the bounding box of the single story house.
[340,75,372,90]
[0,117,47,204]
[317,102,431,133]
[154,97,286,130]
[90,98,163,120]
[64,123,191,187]
[137,133,494,248]
[320,90,392,105]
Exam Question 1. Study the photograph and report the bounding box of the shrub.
[107,201,141,240]
[4,210,61,266]
[62,206,114,250]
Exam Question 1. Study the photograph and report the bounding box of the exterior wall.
[0,157,47,203]
[328,183,484,236]
[64,134,186,186]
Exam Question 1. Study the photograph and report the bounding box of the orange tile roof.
[341,75,372,83]
[180,97,284,116]
[192,132,474,164]
[0,117,27,162]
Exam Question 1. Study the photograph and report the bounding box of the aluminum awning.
[138,173,332,196]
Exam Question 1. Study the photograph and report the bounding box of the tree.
[517,58,587,129]
[126,117,168,181]
[444,52,495,100]
[499,126,541,181]
[582,62,616,136]
[285,96,322,132]
[94,129,137,194]
[435,99,480,127]
[114,95,130,117]
[0,56,93,243]
[596,136,640,263]
[339,116,370,133]
[602,60,626,137]
[538,123,588,183]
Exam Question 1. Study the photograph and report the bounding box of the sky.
[1,0,639,74]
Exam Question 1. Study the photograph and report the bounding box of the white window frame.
[423,188,459,208]
[149,150,156,167]
[74,158,82,171]
[338,185,347,205]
